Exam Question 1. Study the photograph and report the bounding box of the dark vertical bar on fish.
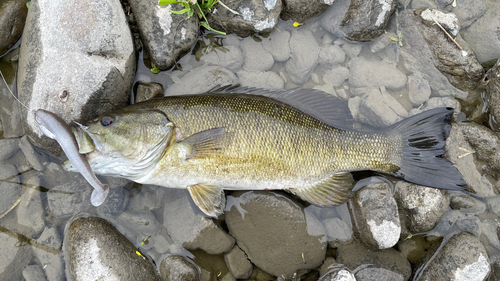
[34,109,109,206]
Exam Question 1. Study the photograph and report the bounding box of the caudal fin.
[389,107,465,190]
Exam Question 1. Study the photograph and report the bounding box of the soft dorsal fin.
[207,85,354,130]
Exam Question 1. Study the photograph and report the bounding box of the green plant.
[389,32,403,47]
[158,0,226,35]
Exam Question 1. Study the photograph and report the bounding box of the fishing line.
[0,69,29,111]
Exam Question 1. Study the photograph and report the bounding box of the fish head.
[69,108,175,180]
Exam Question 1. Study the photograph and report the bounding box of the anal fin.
[187,183,226,217]
[289,172,355,206]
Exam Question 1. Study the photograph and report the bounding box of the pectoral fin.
[181,128,226,160]
[289,172,354,206]
[187,183,226,217]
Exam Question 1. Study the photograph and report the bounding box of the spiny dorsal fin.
[288,172,355,206]
[207,85,354,130]
[187,183,226,217]
[180,128,227,159]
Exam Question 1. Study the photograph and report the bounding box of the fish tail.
[388,107,465,190]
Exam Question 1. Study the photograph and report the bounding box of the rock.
[408,97,461,116]
[0,164,23,218]
[461,1,500,64]
[445,123,495,197]
[224,246,253,279]
[397,235,434,264]
[398,10,467,100]
[163,189,234,255]
[415,9,484,92]
[323,217,353,245]
[135,82,164,103]
[0,230,32,281]
[165,65,237,96]
[349,88,407,128]
[340,0,398,42]
[485,59,500,132]
[419,8,460,36]
[394,181,449,236]
[225,191,327,278]
[16,175,45,236]
[240,37,274,72]
[407,74,431,106]
[209,0,282,37]
[348,57,407,91]
[323,66,349,87]
[18,0,136,155]
[415,232,490,281]
[356,267,408,281]
[129,0,198,70]
[64,216,160,280]
[319,45,345,69]
[0,79,24,138]
[318,258,355,281]
[285,29,320,84]
[19,135,47,171]
[0,138,19,161]
[159,255,200,281]
[125,184,166,212]
[201,45,244,72]
[23,264,47,281]
[350,178,400,250]
[320,0,352,37]
[261,30,291,62]
[280,0,331,23]
[33,227,65,281]
[237,70,285,90]
[459,122,500,180]
[47,176,94,219]
[336,239,411,280]
[117,210,160,241]
[0,0,28,56]
[450,194,476,210]
[341,41,363,59]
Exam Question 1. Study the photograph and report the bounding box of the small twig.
[429,15,463,50]
[218,1,240,15]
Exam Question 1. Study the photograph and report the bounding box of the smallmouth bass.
[65,86,465,217]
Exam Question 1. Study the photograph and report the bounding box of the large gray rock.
[0,230,32,281]
[225,191,327,278]
[285,29,320,84]
[128,0,199,70]
[348,57,407,91]
[261,29,291,62]
[224,246,253,279]
[209,0,282,37]
[445,123,496,197]
[320,0,351,37]
[33,227,65,281]
[414,232,490,281]
[415,9,484,92]
[280,0,332,23]
[163,189,234,255]
[201,45,244,72]
[64,216,160,280]
[485,59,500,132]
[350,178,401,250]
[398,9,467,100]
[340,0,398,42]
[164,65,237,96]
[461,0,500,64]
[394,181,449,236]
[18,0,136,155]
[0,0,28,56]
[336,239,411,281]
[159,255,200,281]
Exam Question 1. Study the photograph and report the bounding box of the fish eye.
[100,116,114,127]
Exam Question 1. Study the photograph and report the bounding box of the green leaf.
[159,0,179,5]
[389,36,399,41]
[200,22,226,35]
[151,67,161,74]
[170,8,191,14]
[26,2,30,8]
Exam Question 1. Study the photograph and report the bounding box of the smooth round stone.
[159,255,200,281]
